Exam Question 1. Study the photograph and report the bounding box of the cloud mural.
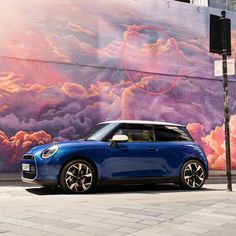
[187,115,236,170]
[0,0,236,171]
[0,130,51,171]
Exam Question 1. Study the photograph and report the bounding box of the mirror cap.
[111,135,128,142]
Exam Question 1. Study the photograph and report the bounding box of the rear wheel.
[180,160,206,190]
[60,159,96,194]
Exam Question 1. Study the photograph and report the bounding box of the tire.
[60,159,96,194]
[179,160,206,190]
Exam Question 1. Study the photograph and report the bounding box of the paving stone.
[64,218,119,230]
[158,213,180,220]
[0,233,21,236]
[109,207,159,216]
[127,225,167,236]
[138,219,160,226]
[167,219,187,225]
[114,226,139,234]
[177,215,226,226]
[195,211,235,220]
[180,222,216,231]
[0,230,8,234]
[0,223,46,236]
[178,211,235,225]
[205,228,236,236]
[0,216,39,228]
[123,213,158,220]
[88,212,140,223]
[158,222,209,234]
[32,212,67,221]
[213,210,236,217]
[57,211,106,222]
[223,200,236,205]
[101,219,146,229]
[157,229,204,236]
[73,226,125,236]
[31,224,93,236]
[221,223,236,229]
[24,216,80,229]
[70,208,126,216]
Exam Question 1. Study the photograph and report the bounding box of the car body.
[21,120,208,193]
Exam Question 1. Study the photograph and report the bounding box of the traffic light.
[210,14,231,56]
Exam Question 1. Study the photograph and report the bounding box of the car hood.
[28,140,100,154]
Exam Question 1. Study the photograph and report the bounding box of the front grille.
[22,154,37,179]
[23,171,36,179]
[23,154,34,160]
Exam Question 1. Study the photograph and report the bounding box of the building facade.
[177,0,236,10]
[0,0,236,172]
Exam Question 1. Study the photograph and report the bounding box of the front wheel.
[179,160,206,190]
[60,159,96,194]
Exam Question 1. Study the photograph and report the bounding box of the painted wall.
[0,0,236,172]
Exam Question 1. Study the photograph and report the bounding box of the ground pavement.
[0,182,236,236]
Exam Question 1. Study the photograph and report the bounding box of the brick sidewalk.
[0,183,235,235]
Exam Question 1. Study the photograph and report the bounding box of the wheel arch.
[57,155,99,185]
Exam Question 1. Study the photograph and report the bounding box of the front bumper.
[21,153,59,186]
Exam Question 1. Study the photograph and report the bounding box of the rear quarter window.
[154,125,193,142]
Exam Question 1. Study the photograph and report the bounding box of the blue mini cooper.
[21,120,208,193]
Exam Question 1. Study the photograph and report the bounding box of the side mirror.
[111,135,128,143]
[110,135,128,147]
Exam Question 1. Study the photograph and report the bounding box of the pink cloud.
[187,116,236,170]
[66,22,96,37]
[47,34,95,57]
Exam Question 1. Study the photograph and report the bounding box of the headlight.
[42,145,59,159]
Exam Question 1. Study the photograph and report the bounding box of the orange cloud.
[0,130,52,169]
[0,72,47,94]
[61,82,88,98]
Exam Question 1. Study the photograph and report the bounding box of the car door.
[101,124,161,179]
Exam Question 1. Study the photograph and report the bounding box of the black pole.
[221,10,232,191]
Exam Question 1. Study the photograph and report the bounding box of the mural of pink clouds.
[0,130,51,171]
[0,0,236,171]
[187,115,236,170]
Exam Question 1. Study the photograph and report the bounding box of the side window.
[114,125,155,142]
[154,125,192,142]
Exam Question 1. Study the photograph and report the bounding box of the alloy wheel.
[183,161,205,189]
[64,162,93,193]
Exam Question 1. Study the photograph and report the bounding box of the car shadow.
[25,183,224,196]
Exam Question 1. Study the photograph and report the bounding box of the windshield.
[83,123,117,141]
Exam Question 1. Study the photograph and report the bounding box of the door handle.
[118,144,128,151]
[147,147,158,152]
